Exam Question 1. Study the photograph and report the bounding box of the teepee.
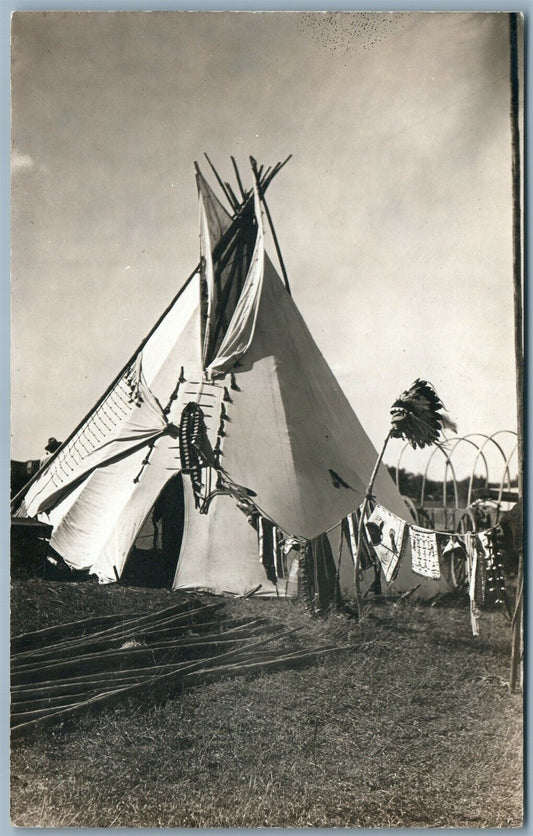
[12,157,421,600]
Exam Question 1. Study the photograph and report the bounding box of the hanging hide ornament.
[179,402,212,507]
[478,528,508,608]
[366,519,384,545]
[198,471,258,516]
[441,535,466,559]
[365,504,407,584]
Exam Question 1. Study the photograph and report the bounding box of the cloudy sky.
[11,11,520,479]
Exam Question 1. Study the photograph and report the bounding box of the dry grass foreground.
[11,578,522,828]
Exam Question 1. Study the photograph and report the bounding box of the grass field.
[11,577,523,828]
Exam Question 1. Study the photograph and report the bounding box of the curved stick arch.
[420,442,460,509]
[420,435,488,509]
[392,431,517,515]
[438,435,489,510]
[394,441,415,491]
[463,432,517,506]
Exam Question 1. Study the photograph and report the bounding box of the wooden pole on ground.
[11,627,303,739]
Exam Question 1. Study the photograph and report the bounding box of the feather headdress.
[389,379,456,449]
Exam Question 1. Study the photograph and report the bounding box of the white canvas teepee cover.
[194,176,408,538]
[172,479,299,597]
[19,277,203,581]
[14,161,410,595]
[212,250,408,538]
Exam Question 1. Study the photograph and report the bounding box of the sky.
[10,11,521,481]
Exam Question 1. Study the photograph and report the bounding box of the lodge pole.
[353,431,392,618]
[508,12,524,693]
[203,153,235,210]
[231,156,247,201]
[250,156,292,296]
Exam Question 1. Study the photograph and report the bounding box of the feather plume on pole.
[352,379,455,616]
[389,379,456,448]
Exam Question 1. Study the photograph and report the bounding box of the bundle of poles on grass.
[11,597,348,740]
